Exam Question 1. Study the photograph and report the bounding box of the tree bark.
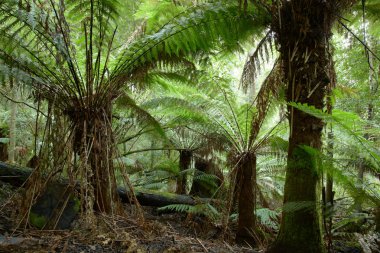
[235,152,256,246]
[269,1,338,252]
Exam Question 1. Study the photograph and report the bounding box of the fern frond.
[158,203,220,220]
[111,2,270,88]
[289,102,380,169]
[116,91,166,138]
[256,208,279,230]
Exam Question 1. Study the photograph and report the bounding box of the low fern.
[256,208,279,231]
[158,203,220,220]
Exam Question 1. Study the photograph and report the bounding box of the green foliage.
[256,208,279,231]
[192,170,219,189]
[29,212,47,229]
[290,102,380,169]
[158,203,220,220]
[111,2,270,83]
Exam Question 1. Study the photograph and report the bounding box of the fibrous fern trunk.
[269,1,339,252]
[235,152,256,246]
[72,101,120,214]
[176,150,192,195]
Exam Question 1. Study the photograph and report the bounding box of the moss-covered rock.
[29,184,80,229]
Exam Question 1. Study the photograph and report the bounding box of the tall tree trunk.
[235,152,256,246]
[270,1,337,252]
[176,150,192,195]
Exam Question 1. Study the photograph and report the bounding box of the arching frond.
[110,2,270,89]
[116,91,166,138]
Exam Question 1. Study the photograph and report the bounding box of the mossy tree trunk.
[176,150,192,195]
[270,1,339,252]
[235,152,256,246]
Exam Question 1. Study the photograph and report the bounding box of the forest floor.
[1,181,380,253]
[0,182,258,253]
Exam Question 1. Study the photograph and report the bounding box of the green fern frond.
[158,203,194,213]
[111,2,270,87]
[290,102,380,169]
[154,160,180,174]
[116,91,166,138]
[192,171,219,188]
[158,203,220,220]
[256,208,279,230]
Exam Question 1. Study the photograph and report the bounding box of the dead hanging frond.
[240,30,274,92]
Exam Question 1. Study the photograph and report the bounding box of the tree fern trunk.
[236,152,256,246]
[269,1,338,252]
[73,101,121,214]
[176,150,192,195]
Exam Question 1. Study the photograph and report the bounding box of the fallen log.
[0,161,211,207]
